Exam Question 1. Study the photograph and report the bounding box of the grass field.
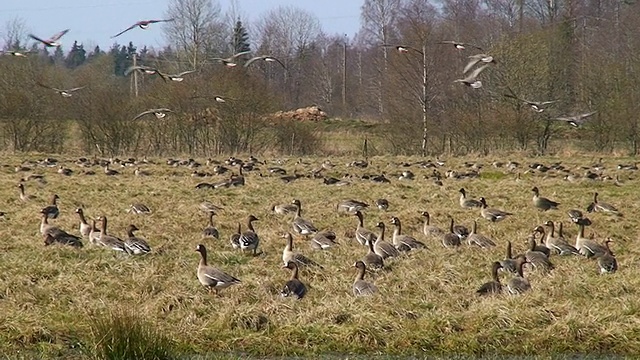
[1,153,640,359]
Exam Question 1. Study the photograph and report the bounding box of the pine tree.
[87,45,103,62]
[50,46,64,65]
[65,41,86,68]
[231,18,251,55]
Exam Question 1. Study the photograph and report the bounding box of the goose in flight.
[125,65,168,82]
[1,50,31,57]
[37,83,86,97]
[438,40,483,51]
[454,64,490,89]
[552,111,597,127]
[245,55,286,69]
[382,44,423,55]
[463,53,496,74]
[211,51,251,67]
[133,108,174,121]
[112,19,175,38]
[29,29,70,47]
[504,92,558,113]
[166,70,196,82]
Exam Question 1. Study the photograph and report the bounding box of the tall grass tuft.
[90,310,175,360]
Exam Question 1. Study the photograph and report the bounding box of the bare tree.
[1,17,29,50]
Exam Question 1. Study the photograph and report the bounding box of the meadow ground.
[1,153,640,359]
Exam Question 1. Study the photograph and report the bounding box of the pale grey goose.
[211,51,251,67]
[195,244,240,294]
[310,231,338,250]
[75,208,92,238]
[280,261,307,299]
[352,261,378,297]
[552,111,597,127]
[476,262,502,296]
[542,221,579,255]
[96,216,127,252]
[124,224,151,255]
[291,199,317,236]
[390,216,426,252]
[272,202,298,215]
[454,63,490,88]
[587,192,622,216]
[281,233,322,268]
[421,211,444,238]
[574,222,607,258]
[467,220,496,248]
[463,54,496,74]
[354,211,376,246]
[337,199,369,214]
[479,197,513,222]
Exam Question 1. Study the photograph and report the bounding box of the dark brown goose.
[597,238,617,274]
[202,212,219,239]
[506,256,531,295]
[281,261,307,299]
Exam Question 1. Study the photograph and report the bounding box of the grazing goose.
[272,202,298,215]
[202,212,219,239]
[41,194,60,219]
[507,256,531,295]
[75,208,92,238]
[467,220,496,248]
[111,19,175,38]
[354,211,376,246]
[291,199,317,236]
[552,111,597,127]
[244,55,286,69]
[390,216,426,252]
[211,50,251,67]
[463,53,496,74]
[499,241,517,273]
[281,233,322,268]
[575,222,607,258]
[476,262,503,296]
[542,221,578,255]
[459,188,482,209]
[597,238,617,274]
[525,234,554,272]
[373,222,400,259]
[18,183,36,202]
[454,63,490,88]
[587,192,622,216]
[531,187,559,211]
[229,223,241,249]
[128,203,151,214]
[479,197,513,222]
[375,198,389,211]
[195,244,241,295]
[421,211,444,238]
[96,216,127,252]
[310,231,338,250]
[29,29,69,47]
[280,261,307,299]
[124,224,151,255]
[362,233,384,270]
[442,218,462,248]
[352,261,378,297]
[239,215,260,255]
[337,199,369,214]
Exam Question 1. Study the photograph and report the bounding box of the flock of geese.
[6,154,628,301]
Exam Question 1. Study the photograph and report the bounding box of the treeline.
[0,0,639,157]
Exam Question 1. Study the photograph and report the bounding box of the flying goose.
[373,222,400,259]
[354,211,376,246]
[587,192,622,216]
[124,65,168,81]
[337,199,369,214]
[362,232,384,270]
[454,64,490,88]
[291,199,317,236]
[29,29,69,47]
[463,54,496,74]
[202,212,219,239]
[282,233,322,268]
[133,108,174,121]
[37,83,86,97]
[499,241,517,273]
[18,183,36,202]
[552,111,597,127]
[245,55,286,69]
[542,221,579,255]
[41,194,60,219]
[421,211,444,238]
[531,187,559,211]
[507,256,531,295]
[597,238,617,274]
[479,197,513,222]
[390,216,426,252]
[476,262,503,296]
[239,215,260,255]
[382,44,423,54]
[467,220,496,248]
[75,208,92,238]
[111,19,175,38]
[124,224,151,255]
[96,216,127,252]
[525,233,554,272]
[1,50,31,57]
[503,92,557,113]
[280,261,307,299]
[575,222,607,258]
[165,70,196,82]
[352,261,379,297]
[195,244,241,294]
[211,51,251,67]
[437,40,483,51]
[442,217,462,248]
[459,188,482,209]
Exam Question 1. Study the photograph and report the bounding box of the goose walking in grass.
[467,220,496,248]
[133,108,174,121]
[41,194,60,219]
[437,40,483,51]
[202,212,219,239]
[96,216,127,252]
[587,192,622,217]
[390,216,426,252]
[124,224,151,255]
[499,241,517,273]
[373,222,400,259]
[211,51,251,67]
[352,261,378,297]
[597,238,617,274]
[454,63,490,88]
[37,83,86,97]
[239,215,260,256]
[542,221,579,255]
[310,231,338,250]
[281,233,322,268]
[244,55,286,69]
[89,219,101,244]
[531,187,559,211]
[291,199,317,236]
[575,221,607,258]
[479,197,513,222]
[280,261,307,299]
[442,217,462,248]
[552,111,597,127]
[507,256,531,295]
[459,188,482,209]
[354,211,376,246]
[477,262,503,296]
[111,19,175,38]
[18,183,36,202]
[421,211,444,238]
[195,244,240,295]
[29,29,69,47]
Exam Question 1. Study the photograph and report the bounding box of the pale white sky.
[0,0,362,51]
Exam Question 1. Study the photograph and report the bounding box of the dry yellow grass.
[1,153,639,358]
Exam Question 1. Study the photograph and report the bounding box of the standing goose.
[18,183,37,202]
[597,238,617,274]
[239,215,260,255]
[75,208,92,238]
[202,212,219,239]
[459,188,482,209]
[128,203,151,214]
[96,216,127,252]
[195,244,241,295]
[352,261,379,297]
[373,222,400,259]
[543,221,578,255]
[362,232,384,270]
[89,219,101,244]
[587,192,622,216]
[499,241,517,273]
[421,211,444,238]
[525,233,554,272]
[531,187,560,211]
[41,194,60,219]
[467,220,496,248]
[291,199,317,236]
[280,261,307,299]
[479,197,513,222]
[507,256,531,295]
[476,262,503,296]
[282,233,322,268]
[354,211,376,246]
[575,222,607,258]
[229,223,241,249]
[124,224,151,255]
[442,217,462,248]
[390,216,426,252]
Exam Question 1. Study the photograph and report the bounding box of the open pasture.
[1,154,640,358]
